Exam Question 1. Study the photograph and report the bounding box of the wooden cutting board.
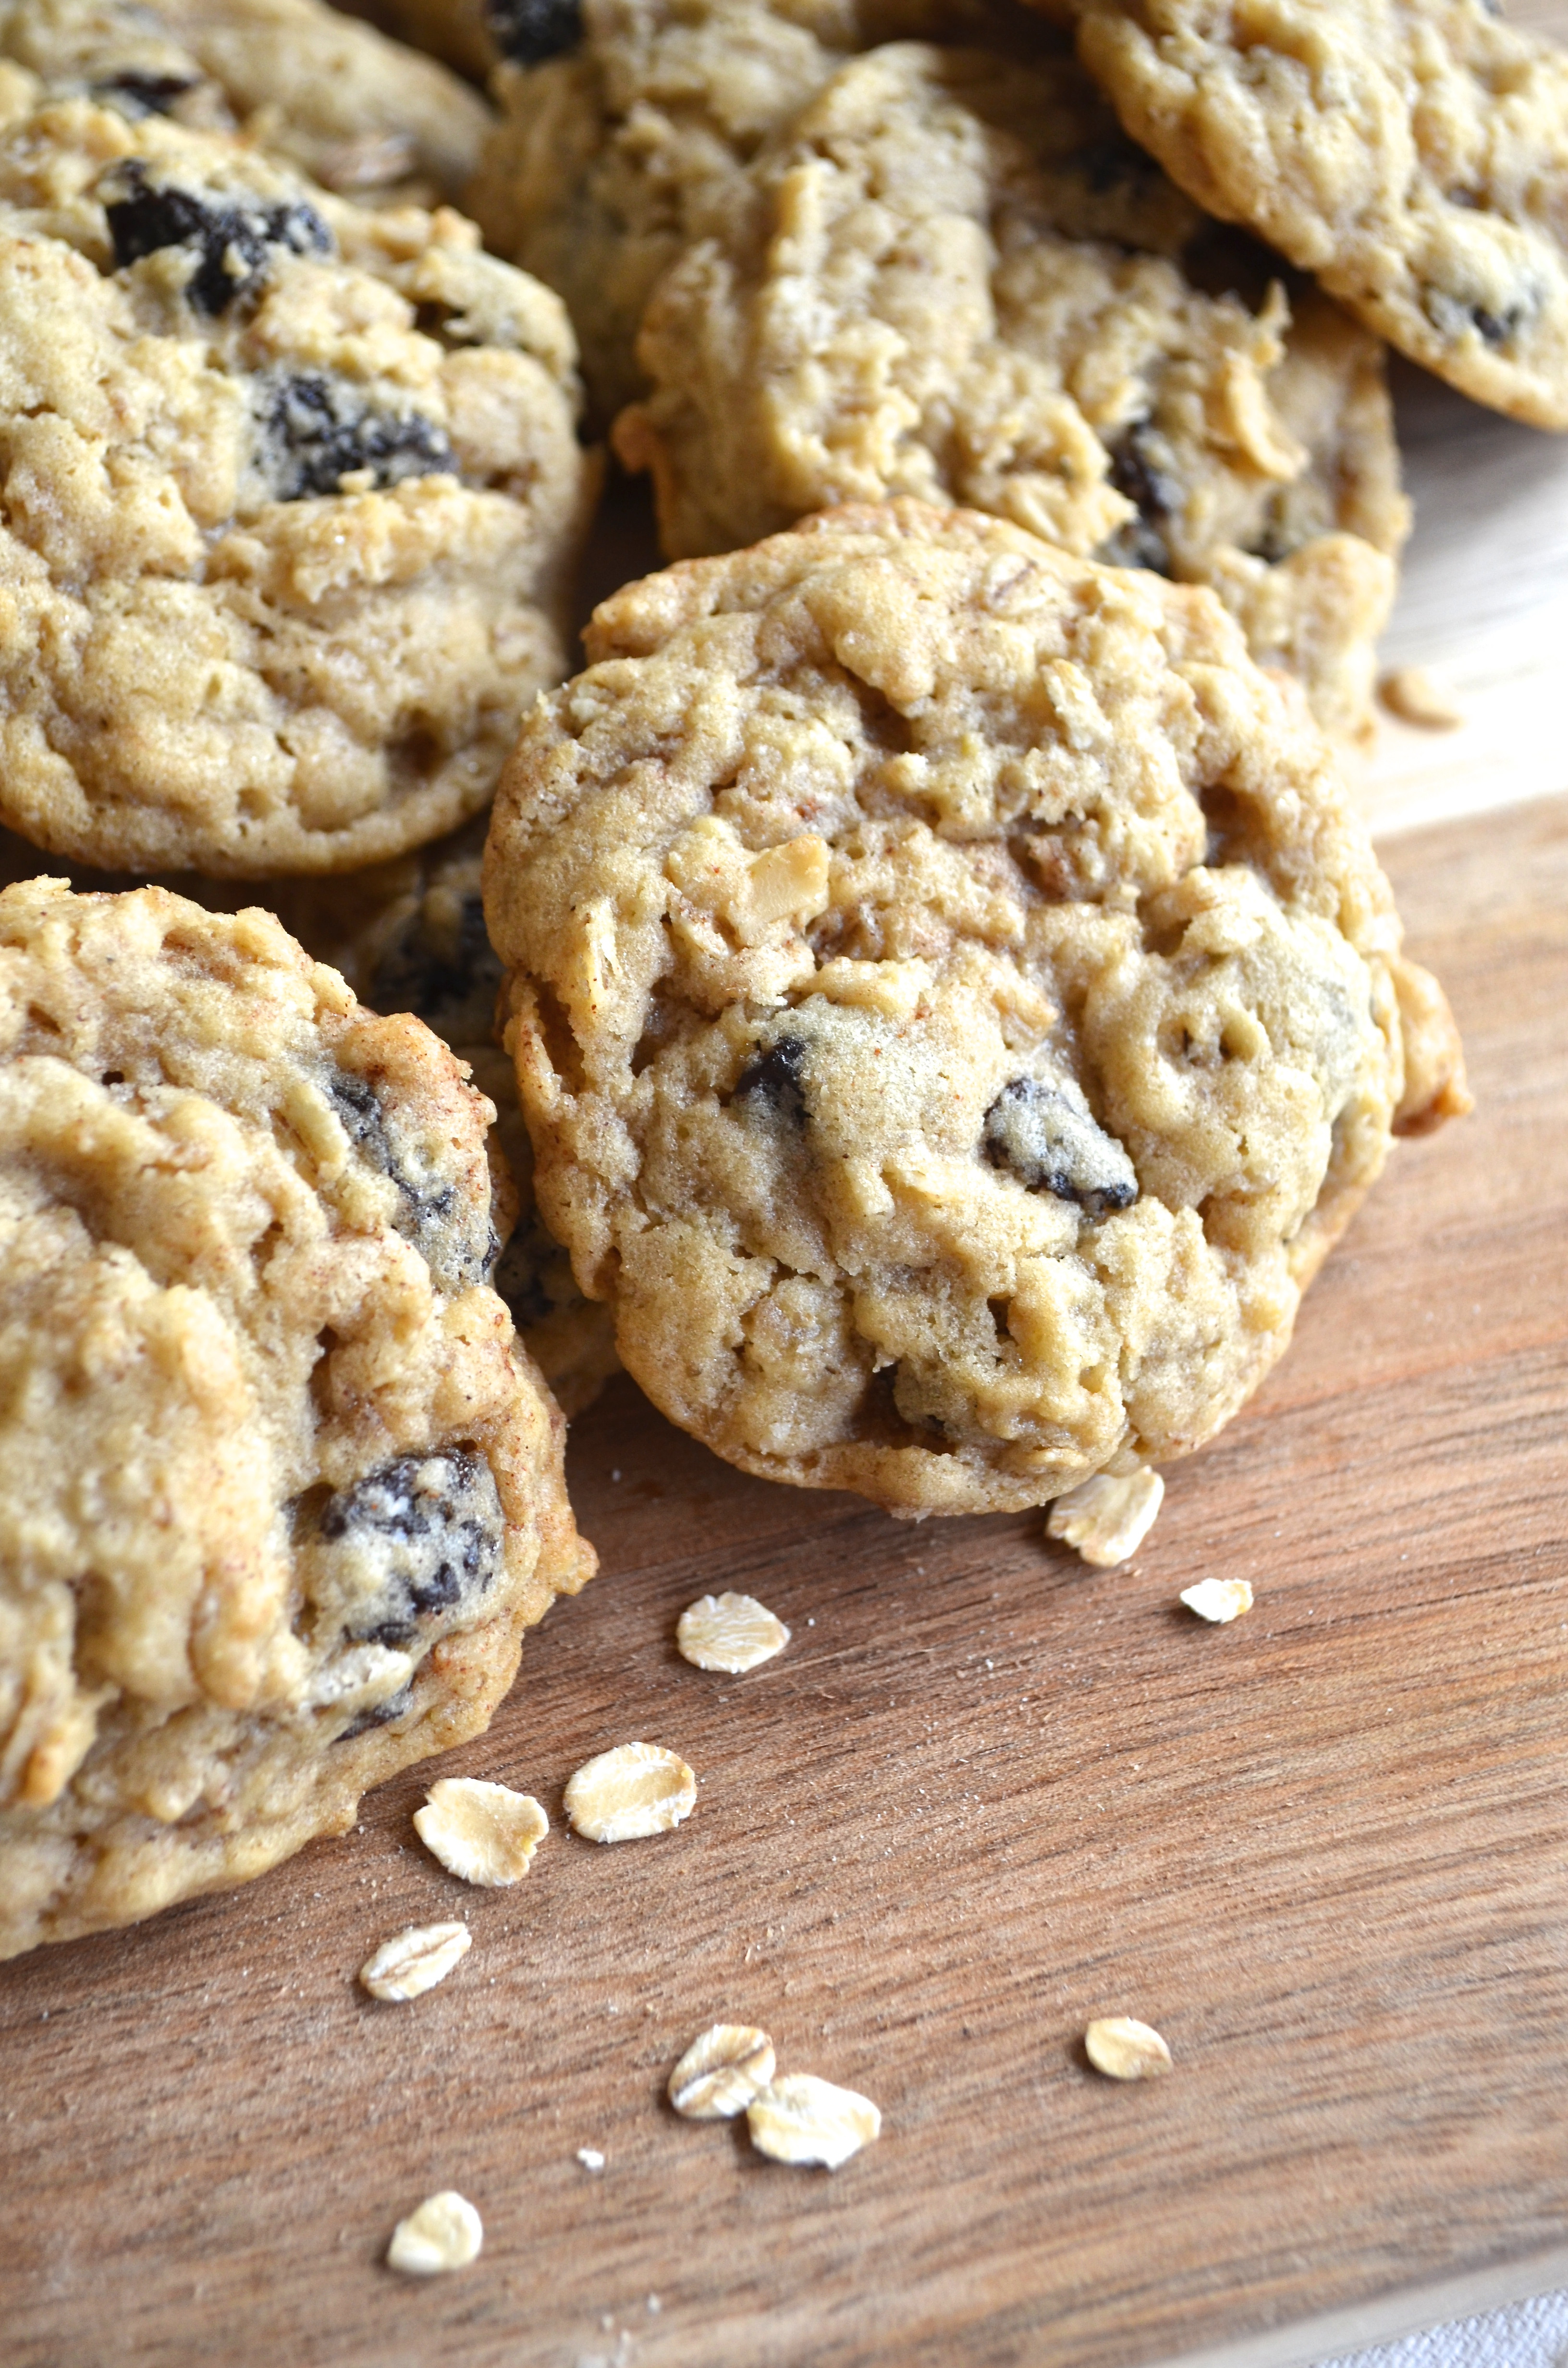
[8,27,1568,2361]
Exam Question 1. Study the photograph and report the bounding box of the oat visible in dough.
[0,92,591,876]
[0,0,493,202]
[466,0,1052,420]
[0,881,593,1961]
[485,499,1467,1517]
[615,41,1407,739]
[1068,0,1568,430]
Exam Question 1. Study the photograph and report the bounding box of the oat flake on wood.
[386,2190,483,2275]
[1047,1470,1164,1566]
[746,2073,881,2168]
[564,1743,696,1842]
[358,1921,471,2001]
[668,2024,776,2119]
[676,1591,791,1673]
[414,1777,548,1885]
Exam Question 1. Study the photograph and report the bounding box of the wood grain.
[3,790,1565,2368]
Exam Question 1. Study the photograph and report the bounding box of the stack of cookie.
[0,0,1509,1956]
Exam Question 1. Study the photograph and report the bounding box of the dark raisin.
[94,71,202,117]
[485,0,582,63]
[1100,424,1180,575]
[368,886,501,1044]
[258,372,455,503]
[335,1683,414,1741]
[327,1069,454,1227]
[1471,302,1525,348]
[102,159,331,314]
[319,1450,504,1650]
[983,1076,1138,1219]
[326,1067,502,1291]
[731,1033,809,1129]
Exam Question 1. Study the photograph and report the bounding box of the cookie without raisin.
[0,90,592,876]
[0,0,492,202]
[484,500,1468,1518]
[466,0,1054,422]
[614,40,1407,740]
[1066,0,1568,430]
[0,880,594,1961]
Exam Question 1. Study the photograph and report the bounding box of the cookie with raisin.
[0,880,594,1961]
[484,500,1468,1518]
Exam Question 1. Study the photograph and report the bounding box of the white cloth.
[1317,2288,1568,2368]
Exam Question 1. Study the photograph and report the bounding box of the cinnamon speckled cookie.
[614,41,1408,739]
[485,501,1468,1518]
[343,822,621,1415]
[466,0,1050,421]
[0,0,493,201]
[1067,0,1568,429]
[0,91,592,876]
[0,880,594,1961]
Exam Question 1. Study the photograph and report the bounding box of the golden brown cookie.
[0,880,594,1960]
[0,0,493,202]
[466,0,1050,421]
[485,500,1467,1518]
[1068,0,1568,429]
[0,90,593,876]
[614,40,1408,739]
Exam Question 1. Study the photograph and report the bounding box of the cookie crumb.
[668,2023,776,2119]
[386,2190,483,2275]
[564,1743,697,1842]
[1085,2018,1172,2081]
[414,1777,549,1885]
[1180,1578,1254,1624]
[676,1592,791,1674]
[358,1920,471,2001]
[1378,664,1464,730]
[746,2073,881,2168]
[576,2147,606,2171]
[1047,1470,1164,1567]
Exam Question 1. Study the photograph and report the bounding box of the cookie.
[466,0,1051,422]
[0,880,594,1960]
[364,0,581,82]
[484,500,1468,1518]
[614,41,1407,740]
[1066,0,1568,431]
[0,91,593,876]
[0,0,494,202]
[341,821,621,1415]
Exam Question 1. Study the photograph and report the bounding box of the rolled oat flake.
[414,1777,549,1885]
[747,2072,881,2168]
[676,1591,792,1673]
[358,1920,472,2001]
[564,1743,696,1842]
[386,2190,483,2275]
[1085,2017,1173,2081]
[668,2023,776,2119]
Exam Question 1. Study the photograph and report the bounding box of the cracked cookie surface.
[485,499,1467,1517]
[0,0,493,203]
[466,0,1047,421]
[0,90,591,875]
[614,40,1407,738]
[0,880,593,1960]
[1066,0,1568,429]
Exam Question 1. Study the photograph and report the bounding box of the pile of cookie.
[5,0,1534,1959]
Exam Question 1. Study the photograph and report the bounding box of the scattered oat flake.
[1180,1578,1253,1624]
[386,2190,483,2275]
[1085,2017,1172,2081]
[668,2023,776,2120]
[1047,1469,1164,1567]
[747,2073,881,2169]
[576,2147,605,2171]
[564,1742,696,1843]
[359,1920,471,2002]
[676,1591,791,1674]
[1378,663,1464,730]
[413,1777,548,1886]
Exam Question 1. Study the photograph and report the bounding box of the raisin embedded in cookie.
[0,93,593,876]
[341,820,621,1415]
[364,0,583,81]
[0,0,493,201]
[465,0,1052,422]
[484,500,1468,1519]
[0,880,595,1961]
[614,41,1407,740]
[1067,0,1568,430]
